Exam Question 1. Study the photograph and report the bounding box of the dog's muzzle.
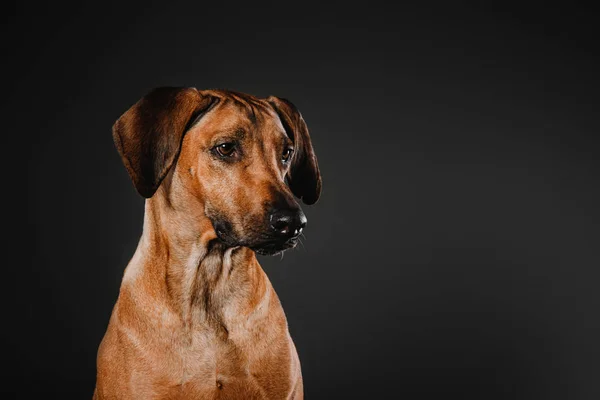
[269,209,307,239]
[212,208,307,256]
[253,209,307,255]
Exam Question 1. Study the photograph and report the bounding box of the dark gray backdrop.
[13,1,600,399]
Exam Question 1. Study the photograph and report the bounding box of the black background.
[12,1,600,399]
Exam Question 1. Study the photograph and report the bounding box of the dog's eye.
[215,143,236,157]
[282,148,293,163]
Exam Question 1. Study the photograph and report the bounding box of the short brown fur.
[94,88,320,399]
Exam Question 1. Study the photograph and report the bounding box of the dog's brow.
[282,135,293,148]
[214,127,246,141]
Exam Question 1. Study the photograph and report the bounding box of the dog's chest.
[157,325,297,399]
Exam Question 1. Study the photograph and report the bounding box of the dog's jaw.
[251,238,299,256]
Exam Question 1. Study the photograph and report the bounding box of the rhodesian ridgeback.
[94,87,321,399]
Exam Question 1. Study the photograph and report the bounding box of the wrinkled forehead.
[193,91,287,140]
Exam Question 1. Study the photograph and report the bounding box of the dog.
[93,87,321,399]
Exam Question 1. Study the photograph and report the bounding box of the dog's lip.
[251,237,299,255]
[212,225,299,255]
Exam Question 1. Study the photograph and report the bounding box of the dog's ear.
[267,96,321,205]
[112,87,217,198]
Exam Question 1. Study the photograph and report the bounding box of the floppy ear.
[112,87,217,198]
[267,96,322,205]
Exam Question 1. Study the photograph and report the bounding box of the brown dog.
[94,87,321,399]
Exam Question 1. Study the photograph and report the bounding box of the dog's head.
[112,87,321,255]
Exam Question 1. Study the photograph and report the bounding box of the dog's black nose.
[269,210,307,239]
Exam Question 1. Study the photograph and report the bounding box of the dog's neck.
[121,186,269,332]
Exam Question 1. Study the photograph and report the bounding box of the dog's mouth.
[251,237,299,256]
[213,226,299,256]
[211,217,301,256]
